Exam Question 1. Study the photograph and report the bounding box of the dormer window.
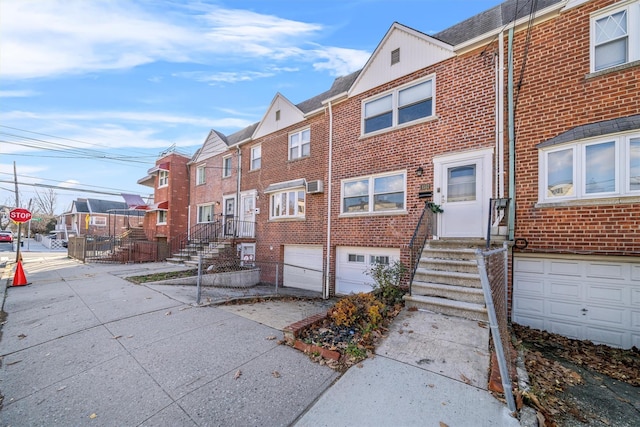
[276,110,281,121]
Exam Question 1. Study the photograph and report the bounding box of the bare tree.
[34,188,57,215]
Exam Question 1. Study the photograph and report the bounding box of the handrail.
[408,201,433,295]
[486,198,510,249]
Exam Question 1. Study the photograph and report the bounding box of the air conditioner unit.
[306,180,324,194]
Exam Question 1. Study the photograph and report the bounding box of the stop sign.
[9,208,32,223]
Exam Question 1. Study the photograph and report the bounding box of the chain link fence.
[193,258,326,304]
[476,244,516,412]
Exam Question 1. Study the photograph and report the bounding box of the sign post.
[10,208,32,263]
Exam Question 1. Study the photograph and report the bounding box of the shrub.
[329,293,386,330]
[366,260,408,306]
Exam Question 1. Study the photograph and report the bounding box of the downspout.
[498,32,505,200]
[323,101,334,300]
[236,146,242,220]
[507,27,516,241]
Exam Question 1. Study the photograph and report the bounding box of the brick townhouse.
[508,0,640,349]
[137,149,191,247]
[142,0,637,348]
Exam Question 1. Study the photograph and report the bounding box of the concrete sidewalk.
[1,250,520,426]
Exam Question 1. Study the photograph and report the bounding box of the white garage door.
[336,247,400,295]
[512,255,640,349]
[283,245,323,292]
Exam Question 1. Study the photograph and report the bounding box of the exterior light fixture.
[415,166,424,177]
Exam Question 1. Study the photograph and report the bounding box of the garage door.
[512,255,640,349]
[336,247,400,295]
[283,245,323,292]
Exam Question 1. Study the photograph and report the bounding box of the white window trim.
[196,164,206,185]
[250,145,261,171]
[222,155,232,178]
[361,75,436,137]
[197,204,215,223]
[90,216,107,226]
[158,170,169,188]
[340,170,407,216]
[288,127,311,160]
[590,0,640,73]
[157,210,167,225]
[269,187,306,220]
[538,131,640,205]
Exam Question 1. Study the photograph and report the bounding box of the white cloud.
[0,1,369,80]
[0,90,39,98]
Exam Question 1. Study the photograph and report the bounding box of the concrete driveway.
[0,252,338,426]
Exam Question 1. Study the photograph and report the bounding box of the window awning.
[148,201,169,211]
[537,114,640,148]
[146,162,171,175]
[264,179,306,194]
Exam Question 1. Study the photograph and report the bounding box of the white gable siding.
[253,94,305,139]
[193,131,228,162]
[350,25,454,97]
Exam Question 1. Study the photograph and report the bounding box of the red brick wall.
[240,112,329,267]
[510,0,640,256]
[144,153,191,244]
[190,151,238,225]
[329,46,498,279]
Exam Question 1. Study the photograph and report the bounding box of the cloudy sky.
[1,0,502,214]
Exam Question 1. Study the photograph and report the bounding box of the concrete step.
[413,268,482,288]
[403,294,488,322]
[418,257,478,274]
[421,247,478,261]
[411,281,485,305]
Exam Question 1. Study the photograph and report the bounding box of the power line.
[0,179,143,196]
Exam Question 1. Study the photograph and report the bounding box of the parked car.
[0,231,13,243]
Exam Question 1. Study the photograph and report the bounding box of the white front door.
[239,191,256,237]
[434,148,492,238]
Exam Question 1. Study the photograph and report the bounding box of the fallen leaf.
[234,370,241,380]
[57,386,67,392]
[6,360,21,366]
[165,311,172,316]
[89,413,97,419]
[460,374,471,385]
[266,335,277,340]
[272,371,281,378]
[111,335,122,340]
[439,422,449,427]
[17,333,26,339]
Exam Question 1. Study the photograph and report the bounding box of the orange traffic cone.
[11,260,30,287]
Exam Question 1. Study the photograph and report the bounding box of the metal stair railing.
[408,201,434,295]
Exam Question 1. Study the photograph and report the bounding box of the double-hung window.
[289,128,310,160]
[157,210,167,224]
[223,156,232,178]
[222,156,231,178]
[158,170,168,187]
[196,165,206,185]
[342,171,406,214]
[270,189,305,219]
[540,132,640,203]
[251,145,261,170]
[197,204,214,223]
[592,1,639,72]
[363,76,434,135]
